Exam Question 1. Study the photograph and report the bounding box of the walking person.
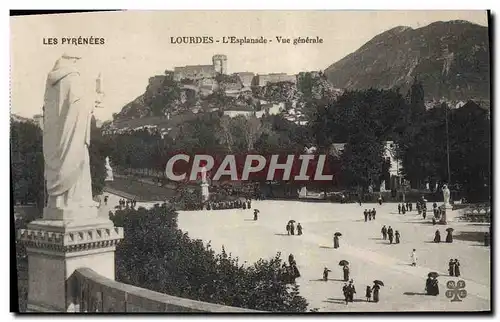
[342,284,349,305]
[381,225,387,240]
[297,223,303,236]
[364,209,368,222]
[454,259,461,277]
[323,267,331,281]
[434,230,441,243]
[446,229,453,243]
[333,235,340,249]
[398,204,401,214]
[372,208,376,220]
[395,230,401,244]
[290,222,295,236]
[286,223,291,235]
[372,283,380,302]
[343,264,350,282]
[410,249,418,266]
[448,259,455,276]
[365,285,372,302]
[387,226,394,244]
[348,280,356,302]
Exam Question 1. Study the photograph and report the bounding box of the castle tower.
[212,54,227,74]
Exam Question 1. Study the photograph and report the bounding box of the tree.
[110,204,309,312]
[89,116,108,196]
[339,134,385,191]
[11,120,44,209]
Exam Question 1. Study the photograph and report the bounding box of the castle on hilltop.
[173,54,228,81]
[172,54,297,87]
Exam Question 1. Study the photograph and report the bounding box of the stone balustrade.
[71,267,260,313]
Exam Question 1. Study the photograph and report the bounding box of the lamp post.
[445,103,451,186]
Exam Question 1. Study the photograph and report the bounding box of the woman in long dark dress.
[395,231,401,244]
[448,259,455,276]
[454,259,461,277]
[431,278,439,295]
[434,230,441,243]
[372,284,380,302]
[446,230,453,243]
[425,277,433,295]
[334,235,340,249]
[343,265,350,282]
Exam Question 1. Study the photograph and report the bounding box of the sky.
[10,10,488,121]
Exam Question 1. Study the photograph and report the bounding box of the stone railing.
[71,268,260,313]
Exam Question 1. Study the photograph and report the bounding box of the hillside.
[324,20,490,101]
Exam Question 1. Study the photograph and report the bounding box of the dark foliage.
[111,205,309,312]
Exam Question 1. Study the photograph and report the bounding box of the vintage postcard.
[11,10,491,313]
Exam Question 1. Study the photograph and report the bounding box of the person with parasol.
[253,208,259,221]
[286,222,291,235]
[333,232,342,249]
[339,260,350,281]
[425,272,439,295]
[445,228,454,243]
[372,280,384,302]
[434,229,441,243]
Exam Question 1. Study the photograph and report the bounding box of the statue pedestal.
[17,208,123,312]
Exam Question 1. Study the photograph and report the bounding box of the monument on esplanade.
[17,52,123,312]
[105,156,114,182]
[201,166,210,203]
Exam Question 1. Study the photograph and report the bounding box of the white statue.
[105,156,114,181]
[200,166,209,202]
[368,185,373,194]
[442,184,451,206]
[380,180,386,192]
[299,186,307,198]
[43,52,97,213]
[426,182,430,191]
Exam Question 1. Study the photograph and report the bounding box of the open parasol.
[428,272,439,278]
[373,280,384,286]
[254,209,260,213]
[288,220,296,224]
[446,228,454,232]
[338,260,349,266]
[334,232,342,237]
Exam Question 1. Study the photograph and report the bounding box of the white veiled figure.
[43,52,97,218]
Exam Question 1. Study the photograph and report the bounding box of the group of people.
[366,282,381,302]
[398,202,413,214]
[363,208,377,221]
[381,225,401,244]
[281,254,301,283]
[206,199,252,211]
[448,259,461,277]
[342,280,356,304]
[286,221,303,235]
[433,229,453,243]
[118,198,137,208]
